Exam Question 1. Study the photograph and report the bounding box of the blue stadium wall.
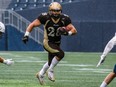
[0,26,43,51]
[1,0,115,52]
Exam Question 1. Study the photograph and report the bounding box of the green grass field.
[0,51,116,87]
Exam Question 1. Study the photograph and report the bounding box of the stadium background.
[0,0,116,52]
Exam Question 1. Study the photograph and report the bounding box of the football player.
[97,33,116,67]
[0,22,14,65]
[22,2,77,85]
[100,64,116,87]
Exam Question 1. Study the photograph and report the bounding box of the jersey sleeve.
[64,15,72,26]
[37,13,48,24]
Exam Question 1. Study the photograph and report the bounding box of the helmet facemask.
[0,32,3,39]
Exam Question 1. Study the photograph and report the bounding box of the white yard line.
[58,64,93,67]
[73,68,112,73]
[16,60,46,62]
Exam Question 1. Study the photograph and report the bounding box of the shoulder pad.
[41,12,48,16]
[63,14,69,17]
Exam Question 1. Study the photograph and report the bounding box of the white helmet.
[0,22,5,33]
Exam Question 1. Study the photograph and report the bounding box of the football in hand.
[60,27,71,32]
[58,27,70,35]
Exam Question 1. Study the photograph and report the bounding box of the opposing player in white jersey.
[0,22,14,65]
[97,32,116,67]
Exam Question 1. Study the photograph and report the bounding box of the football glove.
[58,27,68,35]
[22,36,28,44]
[4,59,14,66]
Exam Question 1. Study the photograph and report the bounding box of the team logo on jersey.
[53,24,59,26]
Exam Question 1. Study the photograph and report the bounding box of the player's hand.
[96,57,105,67]
[4,59,14,66]
[58,27,68,35]
[22,36,28,44]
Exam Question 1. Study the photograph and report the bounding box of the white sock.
[39,62,49,76]
[102,36,116,58]
[48,56,59,71]
[100,81,107,87]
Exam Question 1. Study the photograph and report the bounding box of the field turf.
[0,51,116,87]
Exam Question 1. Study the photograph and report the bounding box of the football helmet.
[0,22,5,37]
[49,2,62,18]
[0,22,5,33]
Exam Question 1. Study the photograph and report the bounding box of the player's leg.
[0,57,14,65]
[97,35,116,67]
[40,41,64,83]
[47,49,64,82]
[48,51,64,72]
[39,62,49,76]
[100,73,116,87]
[37,53,54,77]
[44,42,64,82]
[36,62,49,85]
[36,53,54,85]
[36,41,59,85]
[101,36,116,58]
[46,53,56,82]
[100,64,116,87]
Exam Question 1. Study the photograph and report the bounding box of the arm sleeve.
[37,13,47,24]
[64,16,72,26]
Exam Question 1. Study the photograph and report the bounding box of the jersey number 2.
[48,27,60,37]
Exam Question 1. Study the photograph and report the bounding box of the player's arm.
[25,19,41,35]
[66,23,77,35]
[22,19,41,44]
[58,15,77,36]
[59,24,77,36]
